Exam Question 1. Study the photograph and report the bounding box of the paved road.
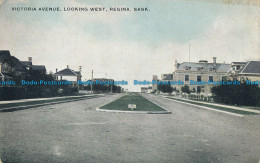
[0,93,259,163]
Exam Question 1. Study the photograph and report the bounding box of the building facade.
[173,57,230,96]
[0,50,28,82]
[54,65,82,87]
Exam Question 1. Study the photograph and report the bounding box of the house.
[91,78,114,84]
[161,74,173,81]
[141,86,153,93]
[173,57,231,96]
[228,61,260,82]
[54,65,82,86]
[0,50,28,82]
[21,57,46,74]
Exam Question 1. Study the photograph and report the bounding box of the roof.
[239,61,260,74]
[231,62,247,65]
[0,50,28,72]
[176,62,231,72]
[10,56,28,72]
[0,72,13,78]
[32,65,46,71]
[0,50,11,62]
[21,61,32,67]
[54,68,79,76]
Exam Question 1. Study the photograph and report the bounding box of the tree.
[181,85,191,94]
[211,79,260,106]
[157,81,173,93]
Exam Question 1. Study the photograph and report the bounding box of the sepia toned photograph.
[0,0,260,162]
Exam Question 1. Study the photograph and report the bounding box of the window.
[197,86,201,93]
[209,76,213,82]
[2,63,9,72]
[236,65,240,70]
[185,66,191,70]
[185,75,189,81]
[197,67,203,71]
[197,76,201,82]
[209,67,216,71]
[222,76,227,81]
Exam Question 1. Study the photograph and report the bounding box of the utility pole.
[91,69,93,94]
[189,44,191,62]
[111,80,113,93]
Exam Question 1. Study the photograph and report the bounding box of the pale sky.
[0,0,259,91]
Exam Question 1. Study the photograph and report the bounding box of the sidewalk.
[0,94,100,104]
[0,94,104,112]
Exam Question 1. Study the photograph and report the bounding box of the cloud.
[187,9,260,63]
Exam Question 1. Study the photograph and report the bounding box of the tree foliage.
[181,85,191,94]
[211,79,260,106]
[157,81,173,93]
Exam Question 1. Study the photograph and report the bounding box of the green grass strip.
[166,97,257,115]
[101,93,166,111]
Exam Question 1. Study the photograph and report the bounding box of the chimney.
[67,65,69,68]
[28,57,32,62]
[79,66,82,73]
[56,68,58,73]
[213,57,217,64]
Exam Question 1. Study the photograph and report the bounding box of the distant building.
[54,65,82,86]
[228,61,260,81]
[161,74,173,81]
[91,78,114,84]
[152,75,158,91]
[141,86,153,93]
[174,57,230,96]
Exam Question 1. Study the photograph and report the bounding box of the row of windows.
[185,75,214,82]
[184,67,216,71]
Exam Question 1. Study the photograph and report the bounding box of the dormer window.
[185,66,191,70]
[209,67,216,71]
[232,65,242,71]
[197,67,203,71]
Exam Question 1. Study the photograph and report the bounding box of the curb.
[140,93,171,113]
[163,97,244,117]
[96,108,171,114]
[95,93,171,114]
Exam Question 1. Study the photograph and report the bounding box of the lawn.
[100,93,166,111]
[165,97,257,115]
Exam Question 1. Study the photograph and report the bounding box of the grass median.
[100,93,166,112]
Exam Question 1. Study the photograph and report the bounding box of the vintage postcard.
[0,0,260,162]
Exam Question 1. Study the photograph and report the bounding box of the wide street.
[0,93,260,163]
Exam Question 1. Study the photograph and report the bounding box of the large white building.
[173,57,230,96]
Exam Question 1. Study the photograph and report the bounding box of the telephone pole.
[189,44,191,62]
[91,70,93,94]
[111,79,113,93]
